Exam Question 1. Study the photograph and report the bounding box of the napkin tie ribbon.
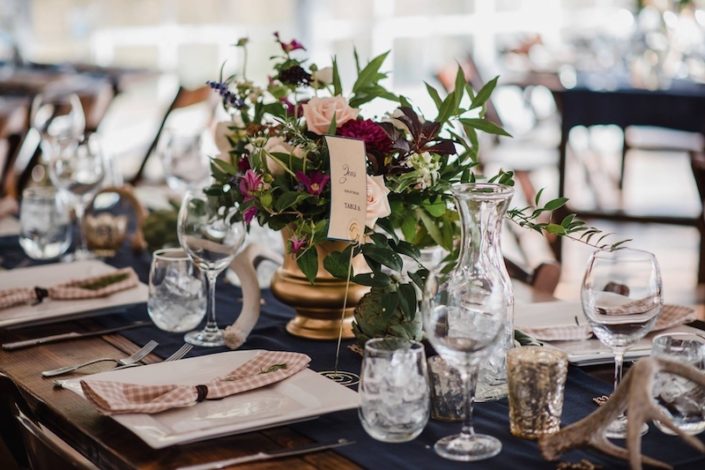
[32,287,49,305]
[195,384,209,402]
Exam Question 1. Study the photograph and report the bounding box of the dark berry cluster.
[206,80,246,108]
[277,66,311,86]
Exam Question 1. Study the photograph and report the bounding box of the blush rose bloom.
[302,96,358,135]
[366,175,391,228]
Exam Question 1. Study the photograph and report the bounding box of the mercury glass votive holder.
[507,346,568,439]
[427,355,465,422]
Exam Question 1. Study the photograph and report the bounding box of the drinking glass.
[358,338,430,442]
[581,248,663,438]
[19,186,71,260]
[148,248,207,333]
[31,92,85,160]
[177,190,246,347]
[422,268,506,461]
[48,133,105,260]
[159,129,210,195]
[651,332,705,436]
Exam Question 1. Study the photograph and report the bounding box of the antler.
[539,357,705,470]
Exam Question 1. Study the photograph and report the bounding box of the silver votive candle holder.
[507,346,568,439]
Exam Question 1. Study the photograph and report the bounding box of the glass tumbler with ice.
[148,248,207,333]
[358,338,430,443]
[651,332,705,436]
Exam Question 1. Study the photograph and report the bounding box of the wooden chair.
[0,373,97,470]
[129,84,216,185]
[502,218,561,295]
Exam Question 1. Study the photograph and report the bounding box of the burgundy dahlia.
[338,119,392,157]
[277,65,311,86]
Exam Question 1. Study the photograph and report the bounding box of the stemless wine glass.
[581,248,663,439]
[31,92,85,160]
[148,248,207,333]
[358,338,430,442]
[651,332,705,436]
[48,133,105,260]
[422,268,506,461]
[177,190,246,347]
[19,186,71,260]
[159,129,210,195]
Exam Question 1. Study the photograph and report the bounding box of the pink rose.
[302,96,359,135]
[366,175,391,228]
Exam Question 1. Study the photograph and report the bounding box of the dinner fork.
[113,343,193,370]
[41,340,158,377]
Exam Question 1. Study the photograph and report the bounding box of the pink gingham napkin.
[520,304,696,342]
[0,267,138,310]
[80,351,311,415]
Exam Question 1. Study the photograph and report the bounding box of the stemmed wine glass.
[581,248,663,439]
[422,267,506,461]
[159,129,211,195]
[48,133,105,261]
[31,92,85,161]
[177,189,246,347]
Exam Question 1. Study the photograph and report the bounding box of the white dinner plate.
[516,301,704,365]
[0,260,148,328]
[62,350,360,449]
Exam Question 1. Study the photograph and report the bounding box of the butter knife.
[176,438,355,470]
[2,321,151,351]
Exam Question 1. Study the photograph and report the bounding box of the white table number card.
[325,136,367,242]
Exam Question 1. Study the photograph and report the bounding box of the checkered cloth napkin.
[0,267,139,310]
[519,304,696,342]
[79,351,312,415]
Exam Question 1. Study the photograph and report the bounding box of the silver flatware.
[2,321,151,351]
[176,438,355,470]
[113,343,193,371]
[53,343,193,388]
[41,340,158,377]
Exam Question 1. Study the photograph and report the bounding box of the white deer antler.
[539,357,705,470]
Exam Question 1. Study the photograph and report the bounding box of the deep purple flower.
[274,31,306,53]
[243,206,258,224]
[296,170,330,197]
[290,236,307,254]
[278,65,311,86]
[338,119,392,157]
[239,169,263,201]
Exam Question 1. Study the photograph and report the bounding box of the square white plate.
[0,260,148,328]
[62,350,360,449]
[516,301,704,365]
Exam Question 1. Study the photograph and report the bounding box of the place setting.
[2,4,705,469]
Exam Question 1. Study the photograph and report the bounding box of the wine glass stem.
[613,348,626,418]
[74,200,87,254]
[204,270,220,333]
[460,364,480,438]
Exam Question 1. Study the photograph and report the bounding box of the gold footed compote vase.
[271,231,370,340]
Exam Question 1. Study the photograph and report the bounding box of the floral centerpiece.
[206,33,620,342]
